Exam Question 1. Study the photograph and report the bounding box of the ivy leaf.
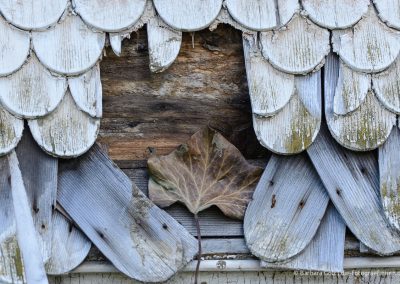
[148,127,263,220]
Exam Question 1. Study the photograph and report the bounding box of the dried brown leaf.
[148,127,263,219]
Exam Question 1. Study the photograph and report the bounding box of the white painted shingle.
[0,55,67,119]
[0,0,67,30]
[73,0,147,32]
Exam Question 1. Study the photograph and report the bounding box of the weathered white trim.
[71,257,400,274]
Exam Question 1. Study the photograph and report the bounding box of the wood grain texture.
[46,211,91,275]
[28,92,100,158]
[15,130,57,264]
[98,25,268,162]
[242,33,294,116]
[374,0,400,29]
[0,0,67,30]
[225,0,277,31]
[373,58,400,114]
[73,0,146,32]
[0,16,29,76]
[32,15,105,76]
[58,144,197,282]
[262,204,345,272]
[332,7,400,73]
[325,53,395,151]
[307,126,400,255]
[225,0,298,31]
[153,0,222,31]
[252,71,321,154]
[16,130,91,274]
[89,27,258,260]
[0,105,24,156]
[244,154,329,262]
[0,156,25,284]
[8,151,48,284]
[379,127,400,231]
[147,16,182,73]
[68,64,102,118]
[260,15,330,74]
[302,0,369,29]
[334,61,370,115]
[0,54,67,119]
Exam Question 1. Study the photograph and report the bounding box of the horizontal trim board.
[71,257,400,274]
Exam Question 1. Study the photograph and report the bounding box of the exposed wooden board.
[325,53,395,151]
[225,0,298,31]
[15,130,57,264]
[0,105,24,156]
[15,129,91,274]
[307,126,400,255]
[201,239,249,254]
[46,211,91,275]
[8,152,48,284]
[109,34,122,56]
[244,154,329,262]
[28,92,100,158]
[73,0,146,32]
[0,0,67,30]
[242,33,294,116]
[252,71,321,154]
[0,156,25,284]
[374,0,400,30]
[262,204,345,273]
[373,58,400,114]
[332,7,400,73]
[147,16,182,73]
[153,0,223,31]
[0,16,29,76]
[302,0,369,29]
[0,54,67,119]
[260,15,330,74]
[68,64,102,118]
[58,144,197,282]
[334,61,370,115]
[379,127,400,231]
[99,26,268,162]
[32,15,105,76]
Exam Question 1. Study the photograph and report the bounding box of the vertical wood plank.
[244,154,329,262]
[262,204,346,272]
[379,127,400,231]
[307,126,400,255]
[0,156,25,283]
[8,151,48,284]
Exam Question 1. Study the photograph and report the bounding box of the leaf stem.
[194,213,202,284]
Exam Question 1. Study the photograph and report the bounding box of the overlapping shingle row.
[2,0,398,157]
[239,1,400,154]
